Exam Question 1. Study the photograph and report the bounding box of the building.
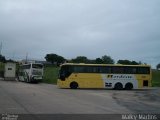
[4,62,16,81]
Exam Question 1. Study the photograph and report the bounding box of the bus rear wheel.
[125,83,133,90]
[114,82,123,90]
[70,82,78,89]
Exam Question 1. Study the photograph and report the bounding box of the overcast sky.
[0,0,160,67]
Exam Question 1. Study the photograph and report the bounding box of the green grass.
[0,62,5,77]
[0,62,4,71]
[43,66,59,84]
[152,70,160,87]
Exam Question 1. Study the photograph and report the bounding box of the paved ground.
[0,80,160,114]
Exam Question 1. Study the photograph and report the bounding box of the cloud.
[0,0,160,67]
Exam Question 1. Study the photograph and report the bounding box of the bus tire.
[70,82,78,89]
[125,83,133,90]
[26,78,29,83]
[17,77,20,81]
[114,82,123,90]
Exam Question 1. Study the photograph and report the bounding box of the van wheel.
[114,82,123,90]
[70,82,78,89]
[125,83,133,90]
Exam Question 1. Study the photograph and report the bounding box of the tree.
[157,63,160,70]
[71,56,89,63]
[95,58,103,64]
[0,55,6,63]
[6,59,15,63]
[101,55,114,64]
[45,53,65,65]
[117,60,139,65]
[131,61,139,65]
[117,60,130,65]
[94,55,114,64]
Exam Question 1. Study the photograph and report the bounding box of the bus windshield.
[32,64,43,69]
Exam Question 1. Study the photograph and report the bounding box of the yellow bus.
[57,63,151,90]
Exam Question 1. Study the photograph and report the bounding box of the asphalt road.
[0,80,160,115]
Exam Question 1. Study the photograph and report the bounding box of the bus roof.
[61,63,151,67]
[20,63,43,66]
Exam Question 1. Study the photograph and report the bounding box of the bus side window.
[124,67,136,74]
[106,67,111,73]
[132,68,137,74]
[73,66,85,73]
[111,66,124,74]
[137,67,150,74]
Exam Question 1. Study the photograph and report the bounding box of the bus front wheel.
[114,82,123,90]
[70,82,78,89]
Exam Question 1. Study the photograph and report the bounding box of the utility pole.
[25,52,28,64]
[0,42,2,55]
[12,51,15,60]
